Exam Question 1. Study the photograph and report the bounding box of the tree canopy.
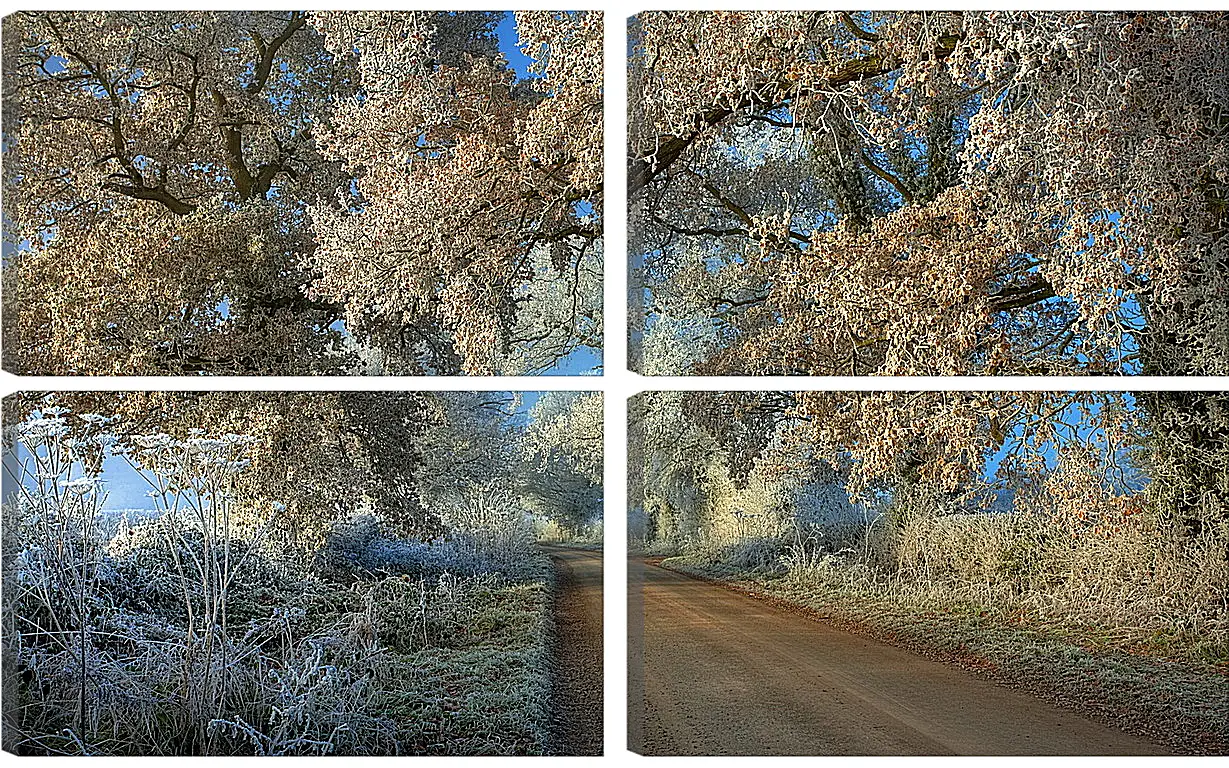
[519,390,603,532]
[3,389,603,550]
[630,11,1228,377]
[631,389,1229,560]
[3,11,602,375]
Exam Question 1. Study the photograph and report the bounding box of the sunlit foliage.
[3,11,602,375]
[630,11,1228,377]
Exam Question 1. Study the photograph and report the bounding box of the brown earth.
[628,558,1170,756]
[542,546,603,755]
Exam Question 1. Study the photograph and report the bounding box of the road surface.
[542,546,603,755]
[628,558,1168,756]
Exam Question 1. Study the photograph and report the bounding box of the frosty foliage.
[436,488,543,579]
[637,311,720,377]
[630,11,1229,378]
[2,11,602,376]
[316,513,509,582]
[305,10,603,375]
[497,241,603,375]
[2,391,597,754]
[518,392,603,536]
[313,489,549,583]
[631,390,1228,650]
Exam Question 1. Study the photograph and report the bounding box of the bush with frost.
[436,487,543,580]
[314,514,488,580]
[4,404,559,755]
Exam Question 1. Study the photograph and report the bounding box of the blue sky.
[546,345,602,376]
[495,12,536,80]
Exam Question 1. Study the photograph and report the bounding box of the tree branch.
[630,56,892,195]
[713,292,769,310]
[988,279,1057,312]
[629,34,962,196]
[166,55,203,154]
[859,150,914,204]
[102,182,196,215]
[839,12,880,42]
[247,13,307,94]
[211,90,257,199]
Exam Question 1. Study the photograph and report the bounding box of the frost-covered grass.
[3,507,555,756]
[661,503,1229,664]
[375,579,552,755]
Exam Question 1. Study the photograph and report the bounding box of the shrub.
[316,515,480,580]
[313,510,546,583]
[437,488,544,581]
[775,503,1229,658]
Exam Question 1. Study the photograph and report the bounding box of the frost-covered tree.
[412,391,519,510]
[6,391,441,549]
[628,391,724,547]
[309,11,602,374]
[629,11,1229,532]
[3,10,602,375]
[633,389,1229,567]
[630,11,1228,378]
[7,390,596,548]
[518,391,602,533]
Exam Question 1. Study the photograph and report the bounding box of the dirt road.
[543,546,603,755]
[629,559,1168,756]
